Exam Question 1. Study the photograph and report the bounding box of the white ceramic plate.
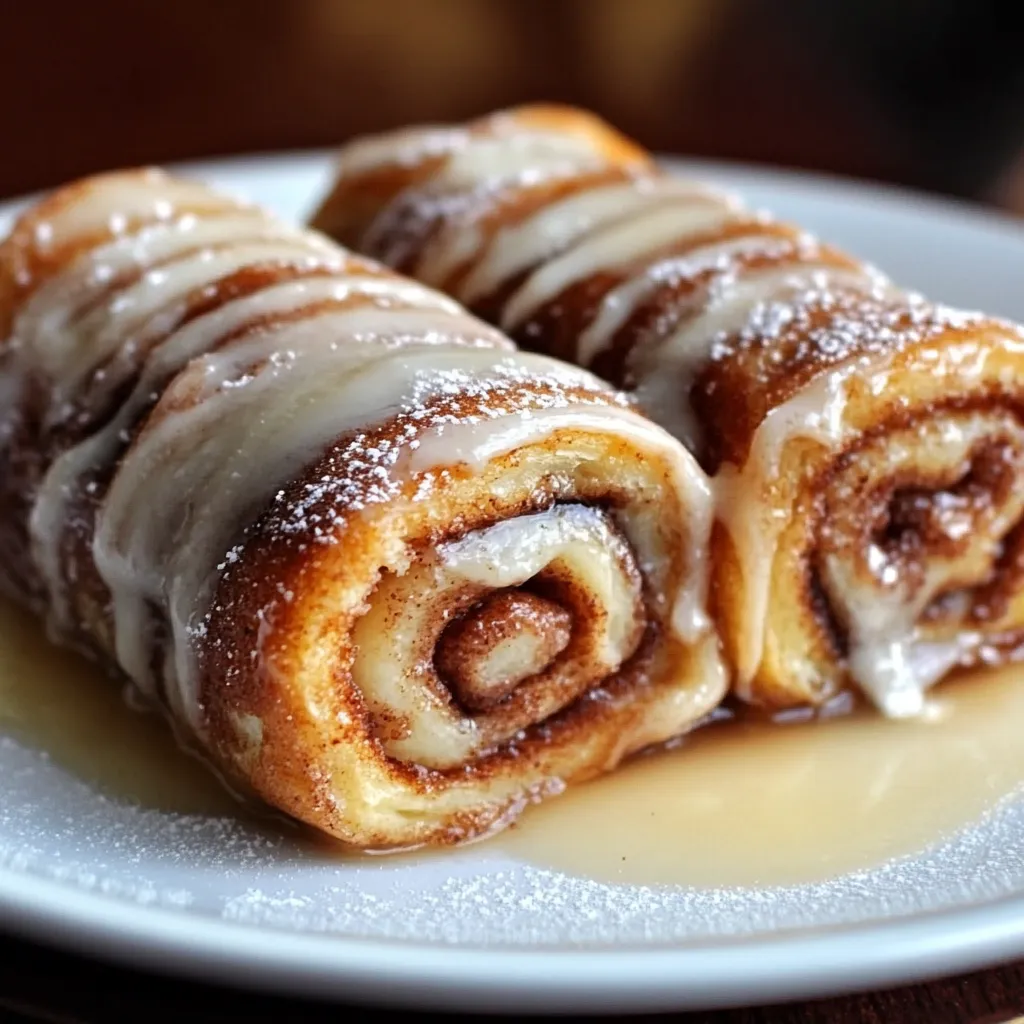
[3,154,1024,1014]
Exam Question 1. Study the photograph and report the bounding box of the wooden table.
[1,933,1023,1023]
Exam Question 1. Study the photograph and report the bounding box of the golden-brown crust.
[692,297,1009,472]
[1,167,720,849]
[198,381,698,848]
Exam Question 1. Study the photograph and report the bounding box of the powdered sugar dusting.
[255,358,626,538]
[710,284,995,372]
[3,730,1024,947]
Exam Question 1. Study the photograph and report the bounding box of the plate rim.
[4,863,1024,1013]
[3,152,1024,1012]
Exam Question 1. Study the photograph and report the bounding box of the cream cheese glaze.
[454,179,720,306]
[713,364,860,696]
[500,197,738,331]
[5,168,717,753]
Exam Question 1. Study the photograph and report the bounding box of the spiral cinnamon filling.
[814,410,1024,714]
[351,503,646,769]
[436,590,574,711]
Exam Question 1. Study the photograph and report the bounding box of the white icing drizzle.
[7,171,714,748]
[714,365,863,695]
[25,172,234,253]
[432,131,607,191]
[381,132,617,293]
[49,243,335,418]
[28,280,488,639]
[500,198,737,331]
[831,570,982,718]
[574,235,794,366]
[454,179,718,307]
[330,126,467,180]
[359,130,614,283]
[18,212,281,368]
[11,204,340,424]
[633,266,882,449]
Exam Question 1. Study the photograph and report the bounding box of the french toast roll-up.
[313,104,1024,717]
[0,168,724,849]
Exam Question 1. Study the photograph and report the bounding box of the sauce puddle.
[496,666,1024,886]
[2,597,1022,885]
[0,599,241,817]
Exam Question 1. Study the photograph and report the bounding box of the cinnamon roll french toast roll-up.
[313,105,1024,718]
[0,168,724,848]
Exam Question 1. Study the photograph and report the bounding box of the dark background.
[2,0,1023,210]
